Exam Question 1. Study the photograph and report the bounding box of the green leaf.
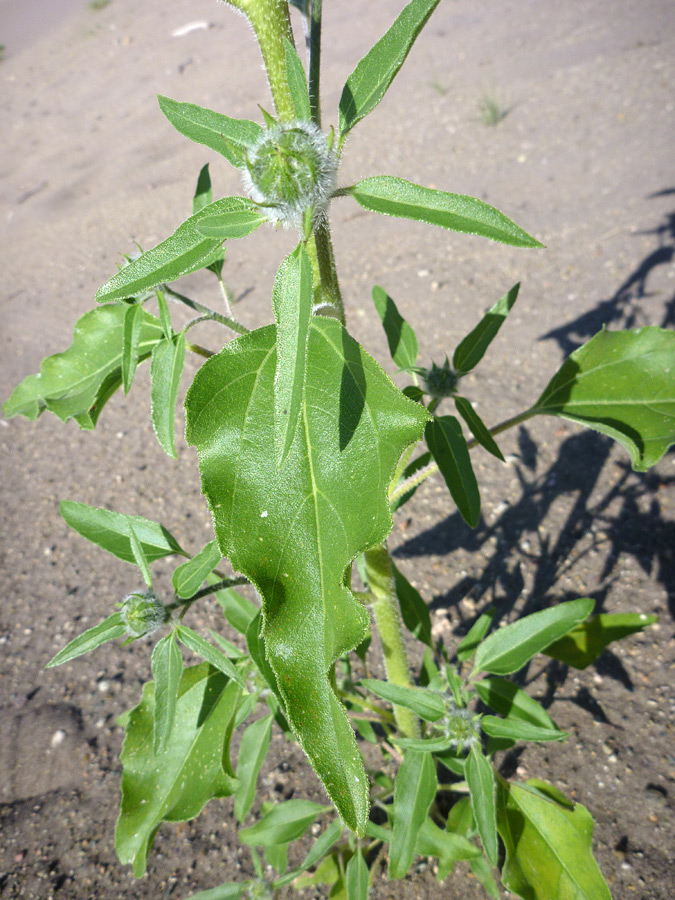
[212,580,258,635]
[473,677,557,729]
[235,714,273,822]
[426,415,480,527]
[271,244,313,465]
[158,95,262,168]
[360,679,445,722]
[238,799,328,847]
[150,332,186,458]
[96,197,258,303]
[172,540,222,599]
[186,318,428,834]
[184,883,245,900]
[392,562,432,646]
[156,290,173,340]
[497,779,611,900]
[273,819,344,888]
[390,750,437,879]
[390,450,432,512]
[466,746,498,866]
[532,327,675,471]
[446,795,474,836]
[128,522,153,587]
[116,664,240,876]
[472,598,595,676]
[415,817,480,881]
[195,203,267,240]
[175,625,247,688]
[193,163,214,214]
[453,283,520,373]
[338,0,440,138]
[372,285,418,371]
[456,609,496,662]
[390,735,453,752]
[543,612,658,669]
[46,612,127,668]
[481,715,567,743]
[60,499,185,564]
[346,849,369,900]
[121,302,143,394]
[245,612,283,702]
[3,305,164,426]
[284,37,311,121]
[349,177,543,248]
[454,396,505,462]
[469,857,501,900]
[151,632,182,753]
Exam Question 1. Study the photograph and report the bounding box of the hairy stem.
[363,543,421,740]
[308,0,322,125]
[162,285,250,334]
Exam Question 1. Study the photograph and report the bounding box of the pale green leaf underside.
[350,177,543,248]
[466,746,498,866]
[150,333,186,459]
[158,95,262,168]
[533,327,675,471]
[339,0,441,138]
[3,304,164,426]
[96,197,258,303]
[46,612,126,668]
[185,318,428,833]
[172,540,222,599]
[498,780,612,900]
[543,612,657,669]
[116,664,240,876]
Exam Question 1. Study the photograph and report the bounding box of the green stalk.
[308,0,322,125]
[224,0,296,122]
[364,543,421,740]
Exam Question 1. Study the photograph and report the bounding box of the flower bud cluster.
[419,357,460,400]
[440,703,481,751]
[120,590,170,638]
[241,121,337,229]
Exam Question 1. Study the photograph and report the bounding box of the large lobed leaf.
[3,304,164,427]
[116,664,241,876]
[497,779,611,900]
[185,317,429,833]
[533,327,675,471]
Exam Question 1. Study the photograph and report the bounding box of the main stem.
[364,544,421,740]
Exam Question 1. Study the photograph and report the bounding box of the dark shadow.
[339,326,367,451]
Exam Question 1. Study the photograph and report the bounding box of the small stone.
[50,729,67,748]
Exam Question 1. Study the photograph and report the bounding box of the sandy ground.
[1,1,674,898]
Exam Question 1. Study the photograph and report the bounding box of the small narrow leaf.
[482,715,568,743]
[150,332,186,459]
[338,0,440,138]
[175,625,246,688]
[498,779,612,900]
[116,665,240,876]
[122,303,143,394]
[466,746,498,866]
[172,540,222,599]
[390,750,437,879]
[454,396,505,461]
[272,244,313,465]
[361,678,446,722]
[96,198,258,303]
[532,327,675,471]
[390,735,453,752]
[60,500,184,563]
[472,597,595,676]
[543,612,658,669]
[390,450,432,512]
[284,37,311,121]
[453,283,520,373]
[184,884,245,900]
[212,580,258,635]
[273,819,344,888]
[193,163,214,214]
[456,609,496,662]
[238,799,328,847]
[151,632,182,753]
[473,677,557,729]
[392,562,432,646]
[195,204,267,239]
[235,714,274,822]
[3,305,164,426]
[426,415,480,527]
[372,285,418,371]
[46,612,127,668]
[346,849,369,900]
[414,817,480,881]
[349,177,542,248]
[158,95,262,168]
[128,522,153,587]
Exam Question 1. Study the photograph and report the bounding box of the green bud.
[442,704,481,751]
[120,590,170,638]
[419,357,460,399]
[242,121,337,229]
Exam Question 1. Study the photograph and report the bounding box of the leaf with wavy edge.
[185,317,429,833]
